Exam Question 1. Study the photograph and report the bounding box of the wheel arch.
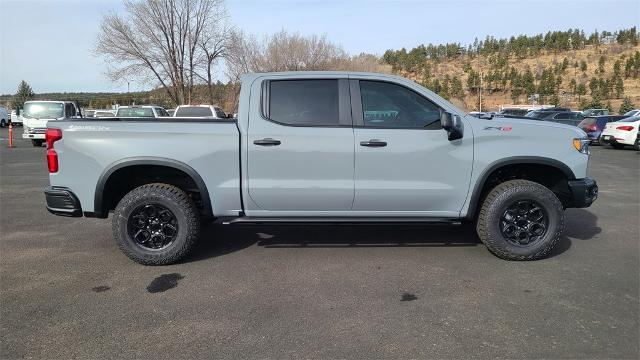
[94,157,213,219]
[465,156,576,220]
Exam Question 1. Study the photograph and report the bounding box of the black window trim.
[260,78,352,128]
[350,78,444,130]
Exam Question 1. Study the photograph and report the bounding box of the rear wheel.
[476,180,564,260]
[611,143,625,150]
[634,137,639,151]
[112,183,200,265]
[31,139,44,147]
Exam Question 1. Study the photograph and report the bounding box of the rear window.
[579,118,597,127]
[618,116,640,123]
[267,80,339,126]
[175,107,213,117]
[117,108,155,117]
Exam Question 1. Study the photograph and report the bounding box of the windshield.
[623,110,639,117]
[175,106,213,117]
[116,108,155,117]
[23,102,64,119]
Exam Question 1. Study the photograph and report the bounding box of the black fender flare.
[465,156,576,219]
[93,157,213,218]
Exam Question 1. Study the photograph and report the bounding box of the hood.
[468,115,587,138]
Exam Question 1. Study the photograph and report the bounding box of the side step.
[216,217,462,225]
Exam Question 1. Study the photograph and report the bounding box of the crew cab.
[22,100,81,146]
[43,72,598,265]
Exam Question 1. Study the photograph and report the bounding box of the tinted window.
[579,118,597,127]
[116,108,155,117]
[156,108,170,117]
[175,106,214,117]
[268,80,339,126]
[359,81,441,129]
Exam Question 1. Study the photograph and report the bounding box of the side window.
[267,79,339,126]
[554,113,570,119]
[65,104,73,118]
[359,81,442,129]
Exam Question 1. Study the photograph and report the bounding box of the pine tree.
[580,60,587,73]
[619,97,636,114]
[597,56,606,74]
[576,83,586,100]
[11,80,34,110]
[615,77,624,98]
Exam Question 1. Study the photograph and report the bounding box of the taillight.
[616,125,634,131]
[45,128,62,149]
[47,149,58,173]
[45,128,62,173]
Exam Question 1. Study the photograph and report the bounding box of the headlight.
[573,138,590,154]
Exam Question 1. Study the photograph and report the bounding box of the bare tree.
[224,29,389,110]
[95,0,229,106]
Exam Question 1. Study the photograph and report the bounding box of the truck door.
[246,78,355,212]
[351,79,473,217]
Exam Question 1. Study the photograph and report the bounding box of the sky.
[0,0,638,94]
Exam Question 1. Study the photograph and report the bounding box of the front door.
[247,78,355,212]
[351,79,473,216]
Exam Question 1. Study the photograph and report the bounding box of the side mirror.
[441,112,464,141]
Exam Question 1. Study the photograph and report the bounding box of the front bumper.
[567,177,598,208]
[23,133,45,140]
[44,187,82,217]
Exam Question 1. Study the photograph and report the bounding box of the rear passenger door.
[246,77,355,213]
[351,79,473,216]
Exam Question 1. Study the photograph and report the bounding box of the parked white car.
[0,106,8,127]
[173,104,227,118]
[600,116,640,149]
[10,110,23,126]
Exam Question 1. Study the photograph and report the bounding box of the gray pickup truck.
[44,72,598,265]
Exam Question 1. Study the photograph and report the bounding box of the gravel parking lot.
[1,127,638,359]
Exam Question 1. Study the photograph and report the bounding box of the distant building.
[601,35,616,45]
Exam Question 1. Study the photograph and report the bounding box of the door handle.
[360,139,387,147]
[253,138,281,146]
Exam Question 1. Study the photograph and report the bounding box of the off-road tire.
[476,180,565,261]
[31,139,44,147]
[112,183,200,265]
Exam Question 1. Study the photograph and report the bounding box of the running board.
[217,217,462,225]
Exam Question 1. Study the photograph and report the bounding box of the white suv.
[173,105,227,118]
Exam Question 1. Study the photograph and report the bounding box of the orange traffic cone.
[8,123,13,148]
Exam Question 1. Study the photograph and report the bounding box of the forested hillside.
[382,27,640,112]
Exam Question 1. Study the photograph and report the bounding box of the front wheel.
[31,139,44,147]
[476,180,565,261]
[112,183,200,265]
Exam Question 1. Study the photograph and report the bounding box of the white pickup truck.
[22,100,81,146]
[44,71,597,265]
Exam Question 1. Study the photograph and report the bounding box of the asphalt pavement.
[1,127,638,359]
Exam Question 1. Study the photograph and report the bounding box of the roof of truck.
[242,71,403,81]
